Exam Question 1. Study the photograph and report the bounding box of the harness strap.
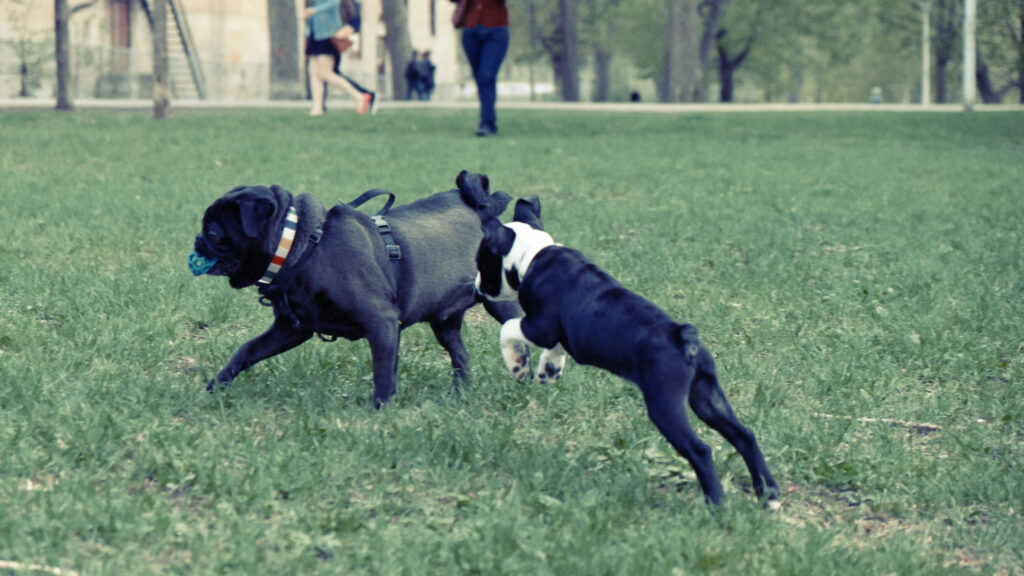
[347,188,395,215]
[372,215,402,260]
[347,187,401,262]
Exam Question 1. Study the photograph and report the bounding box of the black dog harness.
[257,189,401,337]
[351,189,401,262]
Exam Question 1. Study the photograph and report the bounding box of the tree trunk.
[268,0,303,99]
[963,0,976,111]
[152,0,170,118]
[559,0,580,101]
[695,0,726,102]
[54,0,73,110]
[661,0,702,102]
[381,0,413,100]
[975,47,1002,103]
[549,48,564,97]
[935,59,948,103]
[528,0,538,101]
[718,60,735,102]
[920,0,931,105]
[1019,1,1024,104]
[787,58,804,103]
[715,30,752,103]
[933,0,958,104]
[593,48,611,102]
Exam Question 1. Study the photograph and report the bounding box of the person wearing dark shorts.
[304,0,376,115]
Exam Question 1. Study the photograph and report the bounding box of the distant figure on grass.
[304,0,376,116]
[451,0,508,137]
[405,51,436,101]
[404,51,419,100]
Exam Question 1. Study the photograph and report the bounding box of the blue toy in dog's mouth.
[189,252,218,276]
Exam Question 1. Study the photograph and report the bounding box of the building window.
[109,0,130,73]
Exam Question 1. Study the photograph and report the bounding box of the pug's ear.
[513,196,543,231]
[489,190,512,218]
[236,196,276,238]
[456,170,488,211]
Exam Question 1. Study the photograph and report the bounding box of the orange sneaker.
[358,92,374,115]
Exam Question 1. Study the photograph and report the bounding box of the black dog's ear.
[513,196,544,231]
[456,170,486,211]
[457,170,510,219]
[489,190,512,218]
[455,170,471,192]
[481,215,516,254]
[235,194,276,238]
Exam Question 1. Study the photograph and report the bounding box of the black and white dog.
[457,171,780,507]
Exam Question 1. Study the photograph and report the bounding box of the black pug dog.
[189,177,521,408]
[457,171,780,507]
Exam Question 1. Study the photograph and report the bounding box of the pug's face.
[191,186,283,289]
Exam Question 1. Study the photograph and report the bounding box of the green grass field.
[1,108,1022,575]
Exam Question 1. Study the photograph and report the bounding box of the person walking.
[415,51,436,101]
[305,0,376,116]
[452,0,508,136]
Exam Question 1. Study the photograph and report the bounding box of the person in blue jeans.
[454,0,508,137]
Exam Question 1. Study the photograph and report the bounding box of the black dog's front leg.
[208,318,314,391]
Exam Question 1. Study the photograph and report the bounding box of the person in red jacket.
[453,0,508,137]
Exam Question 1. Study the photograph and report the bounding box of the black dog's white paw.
[502,342,533,381]
[537,362,562,385]
[509,355,532,381]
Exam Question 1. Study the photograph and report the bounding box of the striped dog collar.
[258,206,299,285]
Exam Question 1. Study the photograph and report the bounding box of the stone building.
[0,0,460,101]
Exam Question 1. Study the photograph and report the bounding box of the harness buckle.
[372,215,401,261]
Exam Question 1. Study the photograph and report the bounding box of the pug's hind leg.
[499,318,534,381]
[537,344,566,385]
[429,313,470,395]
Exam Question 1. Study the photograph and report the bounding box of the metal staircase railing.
[138,0,207,99]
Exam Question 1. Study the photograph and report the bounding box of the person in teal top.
[304,0,375,115]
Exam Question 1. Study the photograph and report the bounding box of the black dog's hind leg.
[429,312,470,395]
[641,371,725,506]
[209,319,314,391]
[688,349,780,507]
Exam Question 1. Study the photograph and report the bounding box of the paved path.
[2,97,1023,114]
